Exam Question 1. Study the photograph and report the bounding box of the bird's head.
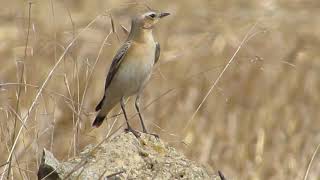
[135,11,170,29]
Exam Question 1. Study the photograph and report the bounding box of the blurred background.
[1,0,320,179]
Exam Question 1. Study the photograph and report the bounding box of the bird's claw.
[124,127,141,138]
[143,130,159,138]
[147,133,159,138]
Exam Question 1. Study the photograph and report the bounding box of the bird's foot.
[147,133,159,138]
[143,130,159,138]
[124,127,141,138]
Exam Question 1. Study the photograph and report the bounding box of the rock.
[37,148,62,180]
[38,132,218,180]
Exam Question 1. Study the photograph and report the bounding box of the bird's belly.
[111,58,154,97]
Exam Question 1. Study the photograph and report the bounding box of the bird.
[92,11,170,137]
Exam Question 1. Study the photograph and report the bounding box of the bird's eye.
[149,14,156,18]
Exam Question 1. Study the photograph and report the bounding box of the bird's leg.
[135,94,159,138]
[120,97,140,138]
[135,94,147,133]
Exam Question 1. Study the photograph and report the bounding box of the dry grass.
[1,0,320,179]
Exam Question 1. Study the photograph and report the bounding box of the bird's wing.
[95,41,132,111]
[104,41,132,90]
[155,42,160,64]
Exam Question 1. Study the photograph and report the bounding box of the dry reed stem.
[7,2,33,179]
[0,14,102,180]
[184,21,261,131]
[303,143,320,180]
[0,83,88,117]
[75,28,113,142]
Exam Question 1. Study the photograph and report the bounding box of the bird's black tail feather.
[92,115,106,127]
[95,96,105,111]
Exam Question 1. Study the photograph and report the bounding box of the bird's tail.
[93,98,118,128]
[92,113,106,127]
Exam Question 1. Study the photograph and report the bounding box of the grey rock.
[38,148,62,180]
[38,132,219,180]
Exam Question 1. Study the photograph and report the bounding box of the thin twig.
[303,143,320,180]
[120,24,129,35]
[63,1,76,38]
[184,21,261,131]
[218,170,226,180]
[62,159,89,180]
[39,168,58,180]
[6,105,27,129]
[106,170,125,179]
[0,82,88,115]
[0,162,8,168]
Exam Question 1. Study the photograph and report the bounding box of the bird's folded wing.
[155,42,160,64]
[104,41,132,90]
[95,41,131,111]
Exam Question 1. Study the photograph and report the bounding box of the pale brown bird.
[93,11,170,137]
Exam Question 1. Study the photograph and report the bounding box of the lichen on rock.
[38,132,218,180]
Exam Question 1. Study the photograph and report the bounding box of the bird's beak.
[159,12,170,18]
